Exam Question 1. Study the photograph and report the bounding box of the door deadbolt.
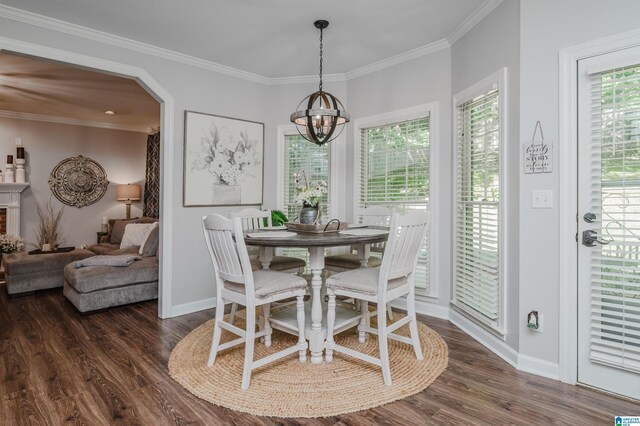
[582,230,609,247]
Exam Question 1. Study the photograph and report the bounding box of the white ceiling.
[0,0,496,130]
[1,0,489,78]
[0,52,160,132]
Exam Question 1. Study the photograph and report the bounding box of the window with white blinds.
[282,134,330,267]
[358,116,431,294]
[588,64,640,372]
[454,85,502,332]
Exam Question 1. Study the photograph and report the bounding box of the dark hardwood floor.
[1,284,637,425]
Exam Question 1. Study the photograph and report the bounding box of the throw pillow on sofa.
[120,222,158,249]
[109,218,141,244]
[140,224,160,257]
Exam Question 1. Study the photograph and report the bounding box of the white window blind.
[358,116,431,294]
[588,64,640,372]
[283,134,330,267]
[454,88,502,331]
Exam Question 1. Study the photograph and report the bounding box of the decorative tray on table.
[28,246,75,255]
[284,219,347,234]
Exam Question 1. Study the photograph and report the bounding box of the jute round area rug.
[168,312,448,418]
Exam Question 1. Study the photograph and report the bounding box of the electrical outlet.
[532,315,544,333]
[527,310,544,332]
[15,137,22,146]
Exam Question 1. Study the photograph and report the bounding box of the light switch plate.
[532,190,553,208]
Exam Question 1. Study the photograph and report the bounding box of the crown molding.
[0,109,152,133]
[0,3,498,86]
[271,39,450,85]
[269,73,346,86]
[447,0,503,45]
[345,39,450,81]
[0,5,270,85]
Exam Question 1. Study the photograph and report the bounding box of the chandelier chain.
[318,27,323,92]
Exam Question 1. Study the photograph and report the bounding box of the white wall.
[519,0,640,366]
[451,0,520,352]
[0,117,146,247]
[0,14,269,309]
[346,48,452,309]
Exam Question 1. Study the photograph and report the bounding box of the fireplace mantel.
[0,183,29,237]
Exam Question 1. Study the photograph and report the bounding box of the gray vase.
[300,205,319,225]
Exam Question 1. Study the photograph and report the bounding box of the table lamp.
[116,183,141,219]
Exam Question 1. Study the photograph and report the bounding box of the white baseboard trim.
[170,297,217,317]
[517,354,560,380]
[449,309,519,368]
[391,296,450,320]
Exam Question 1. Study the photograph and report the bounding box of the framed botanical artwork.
[183,111,264,206]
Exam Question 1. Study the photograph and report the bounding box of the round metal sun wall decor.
[48,155,109,208]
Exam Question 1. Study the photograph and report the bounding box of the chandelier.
[290,20,350,146]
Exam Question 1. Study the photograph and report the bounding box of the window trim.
[276,124,338,221]
[352,103,439,298]
[452,68,508,337]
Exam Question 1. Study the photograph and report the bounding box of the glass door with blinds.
[358,116,431,294]
[577,46,640,400]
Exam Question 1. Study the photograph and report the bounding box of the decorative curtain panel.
[143,131,160,218]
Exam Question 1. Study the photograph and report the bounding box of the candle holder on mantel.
[4,155,14,183]
[15,147,25,183]
[15,160,25,183]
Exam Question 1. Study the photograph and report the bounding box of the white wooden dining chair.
[324,205,394,319]
[324,210,429,385]
[232,208,306,274]
[202,214,307,390]
[229,208,306,324]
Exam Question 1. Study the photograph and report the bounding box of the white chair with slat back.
[202,214,307,390]
[229,208,307,325]
[232,208,306,274]
[325,210,429,385]
[324,205,394,319]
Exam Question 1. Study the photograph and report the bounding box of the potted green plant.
[270,210,288,226]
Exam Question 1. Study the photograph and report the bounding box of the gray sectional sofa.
[4,216,160,313]
[63,217,160,313]
[4,248,95,296]
[63,255,158,313]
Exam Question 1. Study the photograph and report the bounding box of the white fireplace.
[0,183,29,237]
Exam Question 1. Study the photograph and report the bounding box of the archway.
[0,36,175,318]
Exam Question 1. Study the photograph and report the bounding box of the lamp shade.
[116,184,141,201]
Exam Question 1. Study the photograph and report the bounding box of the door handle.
[583,212,597,223]
[582,230,610,247]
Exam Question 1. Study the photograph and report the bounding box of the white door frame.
[0,36,175,318]
[558,28,640,384]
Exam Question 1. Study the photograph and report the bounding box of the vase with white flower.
[0,233,24,266]
[293,172,328,224]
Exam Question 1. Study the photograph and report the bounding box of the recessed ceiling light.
[104,110,115,115]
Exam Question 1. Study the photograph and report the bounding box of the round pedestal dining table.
[244,227,388,364]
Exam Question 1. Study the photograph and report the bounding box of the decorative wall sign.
[48,155,109,207]
[183,111,264,206]
[524,121,552,174]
